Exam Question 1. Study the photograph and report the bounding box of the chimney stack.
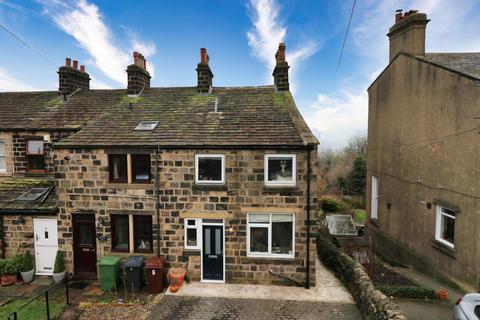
[58,57,90,95]
[196,48,213,94]
[126,51,151,95]
[387,10,429,62]
[272,43,290,91]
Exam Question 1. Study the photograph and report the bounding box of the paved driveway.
[150,295,362,320]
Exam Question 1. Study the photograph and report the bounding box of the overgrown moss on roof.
[0,178,57,213]
[0,178,53,191]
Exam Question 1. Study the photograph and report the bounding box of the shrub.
[1,259,19,275]
[377,285,437,300]
[20,251,34,272]
[53,251,65,273]
[342,195,365,210]
[319,196,349,213]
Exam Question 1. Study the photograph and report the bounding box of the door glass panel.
[205,228,211,255]
[215,228,221,254]
[250,227,268,253]
[79,224,94,245]
[44,231,49,239]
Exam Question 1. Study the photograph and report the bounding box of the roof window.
[17,187,50,202]
[134,121,158,131]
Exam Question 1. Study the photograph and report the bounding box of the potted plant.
[52,251,65,283]
[20,252,35,283]
[1,259,19,286]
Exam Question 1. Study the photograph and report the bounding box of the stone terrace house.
[0,44,319,287]
[367,10,480,291]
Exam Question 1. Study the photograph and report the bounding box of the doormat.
[69,281,89,290]
[31,278,53,286]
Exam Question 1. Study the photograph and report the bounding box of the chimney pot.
[200,48,208,64]
[65,58,71,67]
[73,60,78,69]
[126,51,151,94]
[58,59,90,94]
[273,43,289,91]
[197,48,213,93]
[80,65,85,72]
[395,9,403,23]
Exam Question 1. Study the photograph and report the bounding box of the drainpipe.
[305,146,312,289]
[0,216,4,258]
[155,144,161,257]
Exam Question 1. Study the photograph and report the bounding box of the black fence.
[6,274,70,320]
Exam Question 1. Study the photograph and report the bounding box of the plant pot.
[437,289,448,301]
[52,270,66,283]
[21,269,35,283]
[1,274,17,286]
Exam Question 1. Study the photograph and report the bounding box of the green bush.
[343,195,365,210]
[1,259,19,275]
[319,196,349,213]
[20,251,34,272]
[53,251,65,273]
[377,285,437,300]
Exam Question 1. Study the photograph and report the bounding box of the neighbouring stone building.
[367,10,480,291]
[0,44,318,287]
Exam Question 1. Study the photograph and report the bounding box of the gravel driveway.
[149,295,362,320]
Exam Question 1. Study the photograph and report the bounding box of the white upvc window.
[0,140,6,173]
[264,154,296,186]
[195,154,225,184]
[435,205,456,248]
[184,218,201,250]
[247,213,295,258]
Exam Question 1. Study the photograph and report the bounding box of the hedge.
[377,285,437,300]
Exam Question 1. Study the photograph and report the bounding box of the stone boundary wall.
[316,234,406,320]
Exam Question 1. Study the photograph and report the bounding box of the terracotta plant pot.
[168,268,186,290]
[437,289,448,301]
[1,274,17,286]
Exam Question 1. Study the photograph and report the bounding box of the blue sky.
[1,0,480,149]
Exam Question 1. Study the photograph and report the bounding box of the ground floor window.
[435,205,456,248]
[184,218,201,250]
[247,213,294,258]
[111,214,153,253]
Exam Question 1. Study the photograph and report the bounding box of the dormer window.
[265,154,296,186]
[134,121,158,131]
[195,154,225,184]
[26,139,45,172]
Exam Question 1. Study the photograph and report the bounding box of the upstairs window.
[0,140,5,172]
[265,154,296,186]
[26,140,45,172]
[108,154,127,183]
[195,154,225,184]
[131,154,151,183]
[435,205,456,248]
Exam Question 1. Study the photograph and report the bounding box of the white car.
[454,294,480,320]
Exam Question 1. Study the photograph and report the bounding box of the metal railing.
[7,273,70,320]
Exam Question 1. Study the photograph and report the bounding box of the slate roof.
[0,178,57,214]
[0,86,317,147]
[417,53,480,80]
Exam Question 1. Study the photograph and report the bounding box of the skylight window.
[134,121,158,131]
[17,187,50,202]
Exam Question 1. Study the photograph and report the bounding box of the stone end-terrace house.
[0,44,319,287]
[367,10,480,291]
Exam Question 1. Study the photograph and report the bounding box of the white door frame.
[33,218,58,275]
[200,219,225,283]
[371,176,378,220]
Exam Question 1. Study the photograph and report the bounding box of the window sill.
[242,256,299,264]
[431,239,456,259]
[183,249,201,256]
[105,182,155,190]
[24,172,48,177]
[192,184,227,192]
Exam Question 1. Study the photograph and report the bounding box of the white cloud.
[39,0,155,85]
[246,0,317,90]
[306,90,367,150]
[0,67,43,91]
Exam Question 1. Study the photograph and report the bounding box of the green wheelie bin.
[97,256,121,291]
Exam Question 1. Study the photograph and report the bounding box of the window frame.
[184,218,201,250]
[247,213,295,259]
[195,154,225,185]
[26,139,46,172]
[131,154,151,184]
[108,154,128,183]
[133,215,153,253]
[0,140,6,173]
[111,215,130,253]
[264,154,297,187]
[435,205,456,249]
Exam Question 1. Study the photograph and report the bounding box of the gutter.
[305,145,313,289]
[155,144,161,257]
[0,216,4,258]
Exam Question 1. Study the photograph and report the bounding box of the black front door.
[202,225,224,281]
[73,214,97,279]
